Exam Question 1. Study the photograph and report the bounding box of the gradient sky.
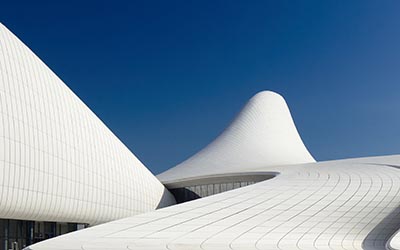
[1,1,400,174]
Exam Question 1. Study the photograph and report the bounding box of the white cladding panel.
[0,23,175,225]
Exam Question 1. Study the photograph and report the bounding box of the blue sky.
[2,1,400,174]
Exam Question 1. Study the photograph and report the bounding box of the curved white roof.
[158,91,315,183]
[26,155,400,250]
[0,23,175,225]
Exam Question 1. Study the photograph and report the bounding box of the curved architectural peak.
[158,90,315,183]
[0,23,175,225]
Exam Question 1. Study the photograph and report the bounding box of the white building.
[1,23,400,250]
[0,23,175,249]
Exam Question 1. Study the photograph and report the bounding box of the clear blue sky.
[2,1,400,174]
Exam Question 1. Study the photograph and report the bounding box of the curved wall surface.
[0,23,175,225]
[158,90,315,183]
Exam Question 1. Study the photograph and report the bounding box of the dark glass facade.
[167,173,276,203]
[0,219,85,250]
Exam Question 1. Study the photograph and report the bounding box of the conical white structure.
[158,91,315,182]
[0,23,175,225]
